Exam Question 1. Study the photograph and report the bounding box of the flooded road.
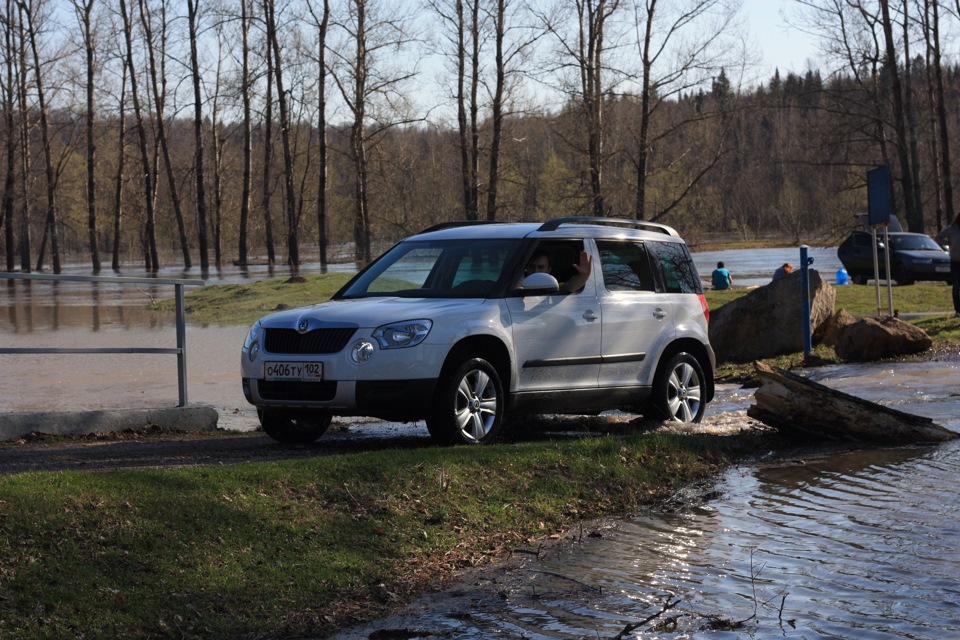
[2,254,960,639]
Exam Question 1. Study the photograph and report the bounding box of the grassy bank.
[0,431,770,639]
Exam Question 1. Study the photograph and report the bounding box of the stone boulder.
[833,316,932,362]
[817,308,857,348]
[708,269,836,362]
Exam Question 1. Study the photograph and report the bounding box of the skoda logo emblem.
[297,319,310,334]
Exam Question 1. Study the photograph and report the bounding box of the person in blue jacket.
[711,261,732,290]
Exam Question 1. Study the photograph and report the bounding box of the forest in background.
[2,0,959,273]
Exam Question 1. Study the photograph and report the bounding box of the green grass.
[0,432,764,640]
[149,272,355,326]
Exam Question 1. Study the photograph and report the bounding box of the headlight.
[373,319,433,349]
[243,321,261,362]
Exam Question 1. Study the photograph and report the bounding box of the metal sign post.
[867,166,894,317]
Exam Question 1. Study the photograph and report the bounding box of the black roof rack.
[537,216,679,237]
[418,220,504,234]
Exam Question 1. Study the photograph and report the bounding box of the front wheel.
[259,409,331,444]
[649,352,706,423]
[851,274,867,285]
[426,357,504,445]
[893,265,915,286]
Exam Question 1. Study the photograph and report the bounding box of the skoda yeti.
[241,217,716,445]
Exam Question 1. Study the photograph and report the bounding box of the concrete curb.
[0,406,220,441]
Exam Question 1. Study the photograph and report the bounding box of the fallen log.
[746,361,958,444]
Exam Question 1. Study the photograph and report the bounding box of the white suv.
[241,217,715,445]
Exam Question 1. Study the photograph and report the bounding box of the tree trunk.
[187,0,209,271]
[485,0,505,221]
[111,64,127,271]
[879,1,920,231]
[140,0,191,268]
[15,3,31,272]
[310,0,330,264]
[264,0,299,268]
[749,361,957,444]
[119,0,159,271]
[634,0,655,221]
[351,0,370,264]
[2,0,16,271]
[76,0,100,272]
[21,0,62,273]
[261,15,276,266]
[238,0,252,266]
[932,0,954,225]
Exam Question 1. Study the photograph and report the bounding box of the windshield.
[338,238,524,298]
[889,235,944,251]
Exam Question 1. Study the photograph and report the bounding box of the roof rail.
[419,220,503,234]
[537,216,679,237]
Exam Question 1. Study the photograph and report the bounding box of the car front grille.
[264,327,356,354]
[257,380,338,401]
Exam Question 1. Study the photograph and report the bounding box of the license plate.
[264,361,323,381]
[936,265,950,273]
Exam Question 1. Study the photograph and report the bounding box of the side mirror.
[517,272,560,294]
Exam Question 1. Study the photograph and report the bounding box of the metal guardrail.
[1,272,204,407]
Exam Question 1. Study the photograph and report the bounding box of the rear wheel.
[649,352,706,423]
[851,274,867,285]
[426,357,504,445]
[259,409,331,444]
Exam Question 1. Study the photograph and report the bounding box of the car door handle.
[582,310,599,321]
[652,308,666,320]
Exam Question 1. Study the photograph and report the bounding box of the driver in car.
[524,249,593,293]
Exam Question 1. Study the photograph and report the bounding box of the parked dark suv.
[837,229,952,285]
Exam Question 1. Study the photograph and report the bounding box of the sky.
[743,0,822,79]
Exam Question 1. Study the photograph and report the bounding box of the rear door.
[595,239,672,388]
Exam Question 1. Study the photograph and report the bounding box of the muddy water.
[3,261,960,639]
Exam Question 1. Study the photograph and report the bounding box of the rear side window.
[648,241,702,294]
[596,240,656,292]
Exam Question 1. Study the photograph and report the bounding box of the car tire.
[426,357,504,445]
[851,274,867,285]
[259,408,331,444]
[893,264,914,286]
[649,352,706,423]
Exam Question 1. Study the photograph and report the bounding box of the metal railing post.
[175,282,188,407]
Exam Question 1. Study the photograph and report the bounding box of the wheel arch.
[440,335,511,389]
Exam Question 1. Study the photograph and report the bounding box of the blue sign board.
[867,166,891,226]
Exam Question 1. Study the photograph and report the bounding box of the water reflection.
[330,442,960,640]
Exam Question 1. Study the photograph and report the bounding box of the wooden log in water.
[746,361,958,444]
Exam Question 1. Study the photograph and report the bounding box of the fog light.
[350,340,375,364]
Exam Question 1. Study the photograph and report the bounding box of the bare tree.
[18,0,62,273]
[237,0,253,266]
[14,2,32,271]
[139,0,191,267]
[110,60,128,271]
[263,0,299,267]
[630,0,735,221]
[924,0,954,228]
[307,0,331,264]
[72,0,101,271]
[187,0,209,271]
[537,0,623,217]
[118,0,159,270]
[330,0,420,263]
[2,0,16,270]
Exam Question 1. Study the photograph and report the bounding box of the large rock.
[709,270,836,362]
[817,308,857,348]
[833,316,932,362]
